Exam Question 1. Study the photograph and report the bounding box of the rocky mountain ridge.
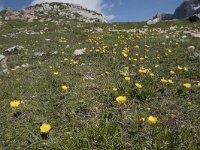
[0,2,107,23]
[153,0,200,20]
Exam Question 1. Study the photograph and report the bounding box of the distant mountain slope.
[0,2,107,23]
[153,0,200,20]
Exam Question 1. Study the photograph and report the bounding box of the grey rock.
[1,2,107,23]
[48,51,58,55]
[21,63,29,68]
[33,52,45,57]
[189,14,200,22]
[0,54,5,61]
[5,45,24,54]
[191,32,200,38]
[73,49,86,56]
[182,35,187,38]
[0,56,8,69]
[82,72,95,80]
[147,18,160,25]
[187,46,196,52]
[3,68,9,73]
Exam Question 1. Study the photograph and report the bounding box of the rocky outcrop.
[147,18,160,25]
[153,0,200,20]
[189,14,200,22]
[0,2,107,23]
[4,45,24,54]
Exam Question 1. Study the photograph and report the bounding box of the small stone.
[182,35,187,39]
[73,49,86,56]
[191,32,200,38]
[3,68,9,73]
[33,52,45,57]
[21,63,29,68]
[187,46,195,52]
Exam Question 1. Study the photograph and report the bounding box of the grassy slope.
[0,19,200,149]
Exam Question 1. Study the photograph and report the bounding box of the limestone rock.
[147,18,160,25]
[0,54,5,62]
[187,46,196,52]
[191,32,200,38]
[73,49,86,56]
[4,45,24,54]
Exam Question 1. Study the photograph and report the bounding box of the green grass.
[0,19,200,149]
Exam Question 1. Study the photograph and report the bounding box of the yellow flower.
[198,83,200,88]
[112,87,118,92]
[155,64,159,68]
[188,102,192,106]
[134,45,140,49]
[177,66,183,70]
[123,53,128,57]
[170,70,175,75]
[183,83,192,88]
[62,85,69,91]
[168,79,174,84]
[53,72,59,75]
[140,57,144,61]
[10,100,21,108]
[135,83,142,89]
[161,78,168,83]
[125,76,131,81]
[147,116,157,125]
[184,67,188,71]
[150,73,154,77]
[138,67,147,74]
[40,123,51,133]
[116,96,127,104]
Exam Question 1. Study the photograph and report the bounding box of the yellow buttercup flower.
[140,57,144,61]
[40,123,51,133]
[184,67,188,71]
[125,76,131,81]
[138,67,147,74]
[10,100,21,108]
[62,85,69,91]
[198,83,200,88]
[168,79,174,84]
[112,87,118,92]
[177,66,183,70]
[150,73,154,77]
[170,70,175,75]
[53,72,59,75]
[147,116,157,125]
[188,102,192,106]
[64,58,68,61]
[183,83,192,88]
[161,78,167,83]
[116,96,127,104]
[134,45,140,49]
[135,83,142,89]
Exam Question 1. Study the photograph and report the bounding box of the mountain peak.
[153,0,200,20]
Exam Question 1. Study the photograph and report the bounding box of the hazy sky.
[0,0,185,22]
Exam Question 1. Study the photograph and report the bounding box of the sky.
[0,0,185,22]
